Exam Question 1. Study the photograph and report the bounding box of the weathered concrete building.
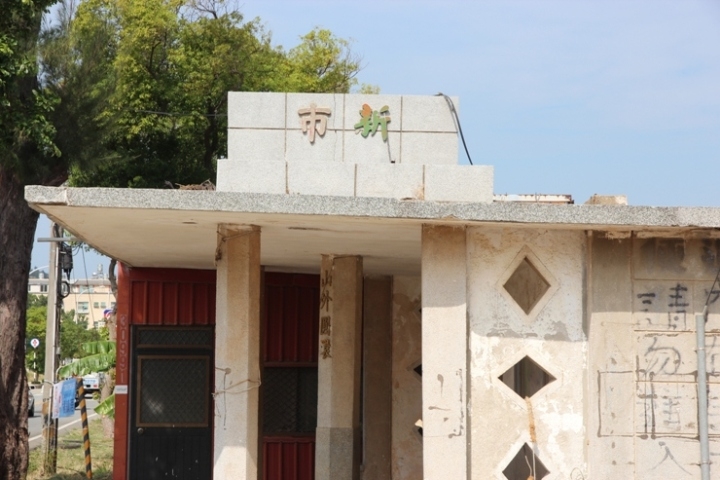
[25,93,720,479]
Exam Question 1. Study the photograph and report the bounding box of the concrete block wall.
[219,92,494,203]
[588,236,720,479]
[217,159,493,202]
[466,227,587,479]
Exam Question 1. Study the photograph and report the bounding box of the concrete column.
[316,255,363,480]
[421,225,468,480]
[214,225,261,480]
[361,276,393,480]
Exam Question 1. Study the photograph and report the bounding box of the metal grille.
[138,328,213,347]
[263,368,317,434]
[139,357,208,426]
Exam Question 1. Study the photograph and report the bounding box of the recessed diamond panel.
[503,443,549,480]
[499,356,556,399]
[503,257,550,315]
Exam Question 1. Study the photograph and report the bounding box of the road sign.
[30,338,40,349]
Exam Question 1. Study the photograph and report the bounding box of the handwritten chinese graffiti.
[298,103,331,144]
[319,269,333,359]
[642,336,681,376]
[635,282,690,331]
[354,103,391,141]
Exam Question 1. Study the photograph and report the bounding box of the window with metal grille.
[137,356,209,427]
[137,328,214,348]
[262,367,318,434]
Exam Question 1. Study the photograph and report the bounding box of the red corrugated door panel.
[262,273,319,480]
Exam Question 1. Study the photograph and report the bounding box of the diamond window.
[503,257,550,315]
[499,356,556,399]
[503,443,549,480]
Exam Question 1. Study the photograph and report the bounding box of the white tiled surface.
[227,129,285,162]
[400,132,459,165]
[287,161,356,197]
[356,164,424,199]
[228,92,286,129]
[217,159,286,194]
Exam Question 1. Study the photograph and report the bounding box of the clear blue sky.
[242,0,720,206]
[31,0,720,271]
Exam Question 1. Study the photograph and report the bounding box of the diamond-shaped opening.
[503,257,550,315]
[413,364,422,377]
[499,356,556,399]
[503,443,549,480]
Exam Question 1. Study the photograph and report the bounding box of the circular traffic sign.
[30,338,40,349]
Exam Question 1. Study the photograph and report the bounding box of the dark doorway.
[261,273,319,480]
[129,327,214,480]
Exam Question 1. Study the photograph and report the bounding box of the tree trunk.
[0,167,39,479]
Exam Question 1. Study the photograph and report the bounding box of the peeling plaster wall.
[588,236,720,479]
[391,276,423,479]
[467,228,587,479]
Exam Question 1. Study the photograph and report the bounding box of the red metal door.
[261,273,319,480]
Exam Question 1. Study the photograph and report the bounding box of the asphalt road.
[28,387,100,450]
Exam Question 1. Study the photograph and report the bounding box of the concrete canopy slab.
[25,186,720,275]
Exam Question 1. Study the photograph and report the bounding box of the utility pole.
[41,222,61,474]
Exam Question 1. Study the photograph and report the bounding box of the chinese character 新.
[298,103,332,144]
[354,104,391,142]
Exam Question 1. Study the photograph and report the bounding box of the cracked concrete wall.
[588,235,720,479]
[467,227,586,479]
[391,276,423,480]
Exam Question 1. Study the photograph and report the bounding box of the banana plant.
[57,340,116,418]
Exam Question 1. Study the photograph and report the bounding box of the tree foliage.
[59,0,365,189]
[25,305,101,375]
[2,0,368,475]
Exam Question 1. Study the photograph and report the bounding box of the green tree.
[67,0,364,188]
[25,305,47,377]
[60,315,103,360]
[25,307,97,376]
[0,1,63,477]
[2,0,368,475]
[27,293,48,308]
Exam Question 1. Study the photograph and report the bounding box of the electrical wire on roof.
[436,92,474,165]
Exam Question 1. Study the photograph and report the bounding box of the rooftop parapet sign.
[221,92,494,203]
[226,92,460,165]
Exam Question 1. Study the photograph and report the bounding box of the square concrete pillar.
[214,225,261,480]
[361,276,393,480]
[316,255,363,480]
[421,225,468,480]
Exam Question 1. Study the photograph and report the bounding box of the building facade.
[28,272,114,329]
[25,92,720,480]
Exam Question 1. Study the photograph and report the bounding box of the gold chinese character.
[321,270,332,288]
[298,103,332,144]
[320,289,333,312]
[321,338,332,359]
[320,315,332,335]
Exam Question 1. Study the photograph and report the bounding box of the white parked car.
[82,373,102,394]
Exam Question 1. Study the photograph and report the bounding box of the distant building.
[64,278,115,329]
[27,270,114,329]
[27,269,49,295]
